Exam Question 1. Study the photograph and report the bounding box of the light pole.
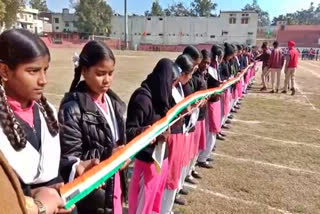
[124,0,128,49]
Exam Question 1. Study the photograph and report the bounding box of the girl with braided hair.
[0,29,97,214]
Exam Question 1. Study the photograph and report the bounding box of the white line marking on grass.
[232,119,320,131]
[225,131,320,149]
[184,184,293,214]
[215,153,320,175]
[300,61,320,70]
[298,64,320,78]
[295,83,318,111]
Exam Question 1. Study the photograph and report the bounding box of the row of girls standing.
[0,28,255,214]
[0,28,199,214]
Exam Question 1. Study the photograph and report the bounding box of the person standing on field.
[267,41,285,93]
[282,41,299,96]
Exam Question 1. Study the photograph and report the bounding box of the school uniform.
[181,83,199,183]
[191,69,208,153]
[198,65,221,164]
[127,59,173,214]
[59,81,127,214]
[161,83,185,214]
[0,97,63,196]
[219,61,232,125]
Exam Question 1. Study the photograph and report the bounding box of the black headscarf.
[142,58,174,117]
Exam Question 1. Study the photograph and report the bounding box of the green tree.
[74,0,113,35]
[190,0,217,17]
[243,0,270,26]
[29,0,48,12]
[0,1,5,21]
[272,2,320,25]
[164,2,191,16]
[145,0,164,16]
[0,0,25,27]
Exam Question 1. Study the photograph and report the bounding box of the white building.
[51,8,78,33]
[15,8,42,34]
[111,11,258,48]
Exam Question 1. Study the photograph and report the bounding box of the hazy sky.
[47,0,320,19]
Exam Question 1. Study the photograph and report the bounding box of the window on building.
[196,33,198,37]
[248,32,253,35]
[55,18,59,23]
[65,21,70,27]
[29,15,32,18]
[222,31,228,36]
[20,13,23,19]
[147,17,151,21]
[159,17,163,21]
[55,26,59,30]
[241,18,249,24]
[173,33,175,36]
[230,13,236,17]
[229,18,236,24]
[146,33,151,36]
[159,33,163,36]
[210,35,215,38]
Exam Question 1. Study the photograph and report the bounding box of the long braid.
[38,95,59,137]
[69,66,82,92]
[0,82,26,151]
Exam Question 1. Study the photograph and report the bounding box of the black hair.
[0,29,58,151]
[201,49,210,60]
[211,44,224,59]
[183,45,202,61]
[224,43,235,58]
[273,41,279,48]
[172,63,181,81]
[262,42,268,49]
[69,40,115,92]
[236,44,243,51]
[175,54,194,74]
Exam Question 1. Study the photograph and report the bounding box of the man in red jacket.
[268,41,285,93]
[282,40,299,95]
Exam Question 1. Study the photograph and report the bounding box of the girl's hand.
[76,159,100,177]
[31,187,67,214]
[120,159,132,170]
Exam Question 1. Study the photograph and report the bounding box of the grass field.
[46,48,320,214]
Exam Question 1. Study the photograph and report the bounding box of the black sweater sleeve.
[126,92,158,162]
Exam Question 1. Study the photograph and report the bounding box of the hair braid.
[37,95,59,137]
[0,82,26,151]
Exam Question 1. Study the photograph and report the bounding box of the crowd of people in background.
[300,48,319,61]
[0,28,302,214]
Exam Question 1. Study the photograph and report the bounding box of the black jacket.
[182,83,195,133]
[126,86,168,163]
[190,70,208,121]
[219,61,231,81]
[58,81,127,212]
[206,71,221,103]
